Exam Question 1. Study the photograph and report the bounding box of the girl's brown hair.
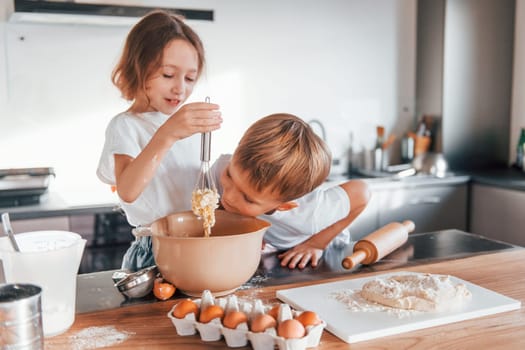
[112,10,205,103]
[233,114,332,202]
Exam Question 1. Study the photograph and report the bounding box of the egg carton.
[167,290,325,350]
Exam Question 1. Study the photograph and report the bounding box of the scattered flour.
[48,326,134,350]
[239,273,270,290]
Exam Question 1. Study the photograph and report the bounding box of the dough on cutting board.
[360,273,472,312]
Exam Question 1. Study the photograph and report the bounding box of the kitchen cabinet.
[377,184,467,232]
[0,213,131,242]
[0,212,133,273]
[349,181,468,240]
[470,183,525,247]
[348,191,379,240]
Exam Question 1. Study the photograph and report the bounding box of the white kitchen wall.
[0,0,417,204]
[0,2,10,108]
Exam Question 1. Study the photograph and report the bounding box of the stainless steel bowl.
[412,152,449,177]
[114,265,158,299]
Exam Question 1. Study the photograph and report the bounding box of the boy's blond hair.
[233,113,332,202]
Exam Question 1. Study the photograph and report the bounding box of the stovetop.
[0,167,54,207]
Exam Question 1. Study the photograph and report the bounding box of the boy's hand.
[277,242,323,269]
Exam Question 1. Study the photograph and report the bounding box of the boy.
[211,113,370,269]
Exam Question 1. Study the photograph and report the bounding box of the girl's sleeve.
[96,116,142,185]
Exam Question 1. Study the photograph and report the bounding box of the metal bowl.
[114,265,158,299]
[412,152,449,177]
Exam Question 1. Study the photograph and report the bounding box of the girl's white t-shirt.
[97,111,200,226]
[211,154,351,249]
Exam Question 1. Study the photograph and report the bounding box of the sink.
[350,165,457,180]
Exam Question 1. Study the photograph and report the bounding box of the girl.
[97,10,222,271]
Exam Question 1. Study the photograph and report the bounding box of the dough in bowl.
[360,273,472,312]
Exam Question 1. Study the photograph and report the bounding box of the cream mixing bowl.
[134,210,271,297]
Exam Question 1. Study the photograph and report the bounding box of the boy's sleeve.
[312,185,351,232]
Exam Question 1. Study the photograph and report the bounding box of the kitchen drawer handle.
[408,196,441,205]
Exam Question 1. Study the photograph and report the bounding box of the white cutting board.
[276,271,521,343]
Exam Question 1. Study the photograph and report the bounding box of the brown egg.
[153,278,176,301]
[277,319,306,339]
[250,314,277,333]
[199,305,225,323]
[172,299,199,319]
[294,310,322,327]
[223,311,248,329]
[267,304,280,320]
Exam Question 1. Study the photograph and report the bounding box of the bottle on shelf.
[517,127,525,170]
[374,126,385,171]
[401,133,415,163]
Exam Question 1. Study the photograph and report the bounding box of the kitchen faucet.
[308,119,350,177]
[308,119,327,141]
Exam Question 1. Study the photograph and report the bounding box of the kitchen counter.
[345,166,525,192]
[469,167,525,191]
[329,172,470,190]
[45,239,524,349]
[3,169,523,221]
[3,174,470,221]
[74,229,521,314]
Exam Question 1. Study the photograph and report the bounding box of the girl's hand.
[277,242,324,269]
[158,102,222,142]
[114,102,222,203]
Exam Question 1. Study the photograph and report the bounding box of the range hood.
[11,0,214,24]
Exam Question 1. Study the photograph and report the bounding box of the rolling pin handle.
[342,249,367,270]
[402,220,416,233]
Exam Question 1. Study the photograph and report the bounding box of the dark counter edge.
[468,167,525,191]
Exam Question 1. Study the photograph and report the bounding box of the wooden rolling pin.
[342,220,415,269]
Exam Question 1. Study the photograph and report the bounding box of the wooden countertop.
[45,250,525,349]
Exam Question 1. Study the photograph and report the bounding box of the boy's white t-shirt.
[211,154,351,249]
[97,111,201,226]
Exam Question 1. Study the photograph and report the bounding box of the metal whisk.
[192,96,219,236]
[195,96,216,191]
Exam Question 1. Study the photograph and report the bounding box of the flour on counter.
[331,289,418,318]
[360,273,472,312]
[331,273,472,318]
[45,326,134,350]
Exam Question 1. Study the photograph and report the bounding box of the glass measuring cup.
[0,230,86,337]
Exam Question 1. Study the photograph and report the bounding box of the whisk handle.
[201,96,212,162]
[201,132,211,162]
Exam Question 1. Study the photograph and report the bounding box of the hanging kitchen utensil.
[1,212,21,252]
